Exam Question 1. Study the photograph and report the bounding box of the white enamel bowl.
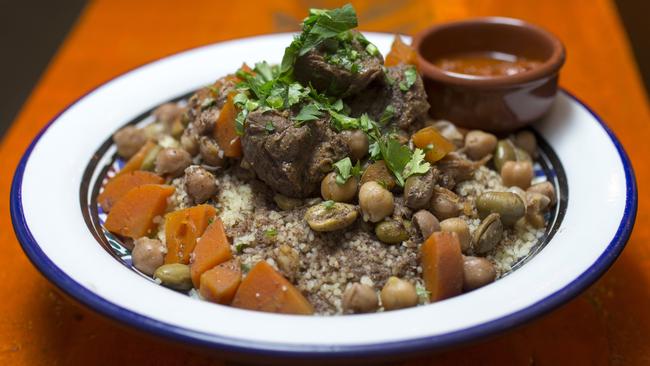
[11,33,636,362]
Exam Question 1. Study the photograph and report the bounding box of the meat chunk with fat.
[294,33,384,97]
[347,65,430,131]
[241,109,349,198]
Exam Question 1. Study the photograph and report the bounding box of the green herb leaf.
[287,83,307,106]
[365,43,379,57]
[266,94,284,109]
[329,110,359,131]
[280,4,358,75]
[265,121,275,133]
[323,200,335,209]
[403,148,431,179]
[255,61,274,81]
[379,136,413,186]
[330,99,344,112]
[235,242,249,253]
[264,228,278,238]
[379,105,396,125]
[234,110,247,136]
[399,65,418,91]
[368,141,381,160]
[232,92,248,107]
[300,4,358,56]
[294,103,322,123]
[333,157,353,184]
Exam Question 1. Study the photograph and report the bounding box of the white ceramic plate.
[11,33,636,361]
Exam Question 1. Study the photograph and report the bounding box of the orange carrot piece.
[104,184,175,239]
[232,261,314,315]
[385,35,418,68]
[412,126,456,163]
[98,171,163,213]
[117,140,156,176]
[199,259,241,305]
[190,218,233,288]
[213,93,241,158]
[421,232,464,302]
[164,205,217,265]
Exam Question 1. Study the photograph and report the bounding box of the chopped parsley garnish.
[333,157,361,184]
[264,228,278,238]
[403,148,431,179]
[399,65,418,91]
[294,103,322,123]
[373,134,430,186]
[322,200,336,209]
[365,43,379,57]
[379,105,395,125]
[264,121,275,133]
[281,4,358,74]
[329,110,360,131]
[235,242,249,253]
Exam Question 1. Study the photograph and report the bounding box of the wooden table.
[2,0,649,364]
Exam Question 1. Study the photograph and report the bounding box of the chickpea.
[462,256,496,291]
[343,130,369,161]
[412,210,440,240]
[464,130,497,160]
[180,128,200,156]
[321,172,358,202]
[153,103,183,124]
[155,148,192,177]
[132,237,165,276]
[440,218,470,253]
[514,130,538,158]
[184,166,217,204]
[527,181,556,207]
[380,277,418,311]
[199,136,225,167]
[342,283,379,314]
[359,182,394,223]
[501,161,534,189]
[113,125,146,158]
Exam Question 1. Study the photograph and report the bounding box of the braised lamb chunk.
[293,31,384,97]
[347,65,430,131]
[241,109,349,198]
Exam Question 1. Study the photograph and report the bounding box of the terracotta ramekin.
[413,17,566,133]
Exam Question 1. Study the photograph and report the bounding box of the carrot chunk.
[199,259,241,305]
[232,261,314,315]
[98,171,163,213]
[213,93,241,158]
[117,140,156,176]
[421,232,464,301]
[190,218,233,288]
[385,35,418,68]
[164,205,217,264]
[412,126,456,163]
[104,184,175,239]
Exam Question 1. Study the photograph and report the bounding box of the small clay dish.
[413,17,565,132]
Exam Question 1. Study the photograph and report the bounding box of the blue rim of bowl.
[9,42,637,359]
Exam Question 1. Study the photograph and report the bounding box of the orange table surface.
[2,0,649,364]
